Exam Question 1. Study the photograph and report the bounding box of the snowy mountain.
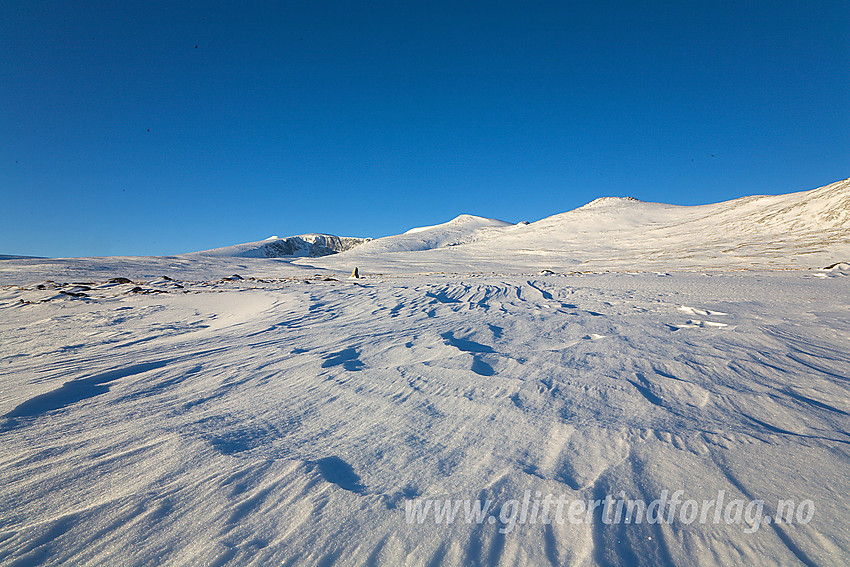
[492,176,850,267]
[305,177,850,273]
[126,177,850,270]
[0,178,847,283]
[349,214,517,253]
[190,233,370,258]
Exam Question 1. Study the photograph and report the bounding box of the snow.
[353,214,515,253]
[300,177,850,274]
[190,234,370,259]
[0,178,849,566]
[403,214,513,235]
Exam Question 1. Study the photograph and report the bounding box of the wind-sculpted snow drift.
[0,178,849,566]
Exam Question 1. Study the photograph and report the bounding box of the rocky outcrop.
[259,235,370,258]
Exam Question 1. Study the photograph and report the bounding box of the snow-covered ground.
[1,179,849,566]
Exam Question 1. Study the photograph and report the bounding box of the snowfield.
[1,179,849,566]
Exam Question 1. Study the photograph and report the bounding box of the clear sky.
[2,1,848,257]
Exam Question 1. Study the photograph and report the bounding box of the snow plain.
[0,178,849,566]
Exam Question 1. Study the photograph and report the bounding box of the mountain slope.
[308,177,850,273]
[489,177,850,268]
[189,234,370,259]
[349,214,516,254]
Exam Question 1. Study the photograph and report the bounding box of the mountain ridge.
[176,176,850,271]
[304,176,850,272]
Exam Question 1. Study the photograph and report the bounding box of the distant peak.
[450,214,489,222]
[448,214,514,227]
[579,196,641,209]
[404,215,511,235]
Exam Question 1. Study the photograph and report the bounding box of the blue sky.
[2,1,848,257]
